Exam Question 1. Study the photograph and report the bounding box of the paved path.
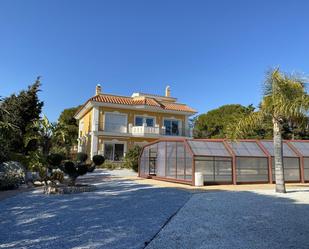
[146,189,309,249]
[0,169,191,249]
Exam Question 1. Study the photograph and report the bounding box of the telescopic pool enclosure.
[138,138,309,186]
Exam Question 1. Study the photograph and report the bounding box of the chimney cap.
[95,84,102,95]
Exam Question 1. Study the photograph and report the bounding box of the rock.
[33,181,43,186]
[54,180,61,186]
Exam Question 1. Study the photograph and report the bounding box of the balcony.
[129,124,160,136]
[97,122,193,137]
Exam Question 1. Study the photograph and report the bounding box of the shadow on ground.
[146,189,309,249]
[0,171,191,249]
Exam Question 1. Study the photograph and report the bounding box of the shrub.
[60,160,96,186]
[63,161,76,175]
[124,145,142,172]
[76,152,88,163]
[76,164,89,175]
[92,155,105,166]
[0,161,25,190]
[50,170,64,183]
[26,151,46,172]
[97,161,125,170]
[47,153,63,168]
[100,161,117,170]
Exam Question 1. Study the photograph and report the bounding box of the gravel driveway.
[146,189,309,249]
[2,170,309,249]
[0,170,191,249]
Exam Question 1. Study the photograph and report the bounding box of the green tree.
[2,77,43,155]
[0,97,15,163]
[25,115,55,157]
[194,104,271,139]
[52,106,80,157]
[229,69,309,193]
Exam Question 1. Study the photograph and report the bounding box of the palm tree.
[25,115,55,157]
[229,68,309,193]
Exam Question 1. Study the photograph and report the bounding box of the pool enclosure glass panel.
[185,152,193,180]
[290,142,309,156]
[166,142,177,178]
[187,141,230,156]
[140,139,309,185]
[271,158,300,181]
[176,142,185,179]
[140,147,149,177]
[236,157,268,182]
[195,157,232,183]
[156,142,165,177]
[261,141,297,157]
[304,158,309,181]
[229,142,265,156]
[139,140,193,182]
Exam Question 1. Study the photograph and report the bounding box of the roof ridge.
[96,93,132,99]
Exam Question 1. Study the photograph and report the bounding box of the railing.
[129,124,160,136]
[161,127,193,137]
[96,122,193,137]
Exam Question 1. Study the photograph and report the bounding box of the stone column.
[90,106,99,158]
[184,115,189,137]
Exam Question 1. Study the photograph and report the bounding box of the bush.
[63,161,76,175]
[76,164,89,175]
[47,153,63,168]
[76,152,88,163]
[124,145,142,172]
[97,161,125,170]
[92,155,105,166]
[26,151,46,172]
[0,161,25,190]
[60,160,95,185]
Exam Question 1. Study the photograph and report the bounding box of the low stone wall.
[44,184,96,194]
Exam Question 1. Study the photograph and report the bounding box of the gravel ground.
[146,189,309,249]
[0,170,190,249]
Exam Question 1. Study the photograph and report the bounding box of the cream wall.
[79,109,92,136]
[98,106,186,131]
[78,105,190,157]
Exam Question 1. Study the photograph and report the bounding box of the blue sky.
[1,0,309,121]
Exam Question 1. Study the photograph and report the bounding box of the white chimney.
[95,84,102,95]
[165,85,171,97]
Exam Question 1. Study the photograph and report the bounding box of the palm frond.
[226,111,265,140]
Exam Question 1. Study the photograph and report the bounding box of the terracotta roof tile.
[161,102,196,112]
[76,93,196,115]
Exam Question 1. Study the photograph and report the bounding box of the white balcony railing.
[129,123,160,136]
[98,122,193,137]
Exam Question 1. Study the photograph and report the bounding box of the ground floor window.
[104,143,125,161]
